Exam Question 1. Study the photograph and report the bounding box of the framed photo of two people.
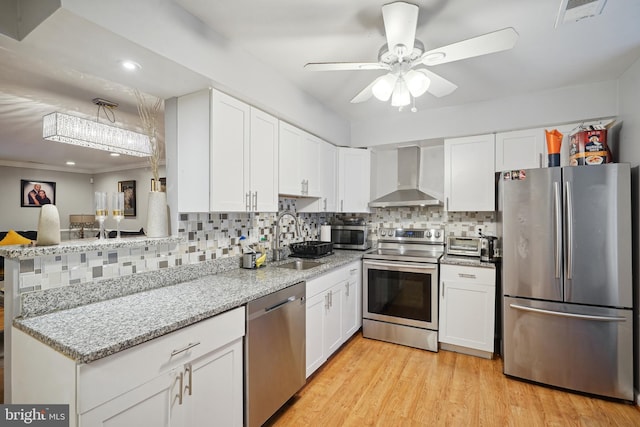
[21,180,56,207]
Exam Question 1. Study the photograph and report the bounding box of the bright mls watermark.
[0,405,69,426]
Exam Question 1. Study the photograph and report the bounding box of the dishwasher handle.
[265,296,297,312]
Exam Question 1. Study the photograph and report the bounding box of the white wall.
[352,80,619,147]
[60,0,350,147]
[0,164,93,232]
[617,56,640,403]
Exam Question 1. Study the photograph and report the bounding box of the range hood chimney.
[369,146,442,208]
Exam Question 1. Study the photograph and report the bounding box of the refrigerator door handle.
[554,182,561,279]
[509,304,627,322]
[565,181,574,282]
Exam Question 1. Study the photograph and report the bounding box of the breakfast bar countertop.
[13,250,364,364]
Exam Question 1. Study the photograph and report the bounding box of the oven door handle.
[364,260,438,271]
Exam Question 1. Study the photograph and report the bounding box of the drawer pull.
[171,342,201,357]
[173,371,184,406]
[458,273,476,279]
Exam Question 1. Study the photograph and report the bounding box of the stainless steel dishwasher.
[245,281,306,427]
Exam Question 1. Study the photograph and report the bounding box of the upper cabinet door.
[278,121,304,196]
[337,147,371,213]
[210,90,250,212]
[249,107,279,212]
[495,128,546,172]
[444,134,495,212]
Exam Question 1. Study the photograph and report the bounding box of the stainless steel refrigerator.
[500,163,634,401]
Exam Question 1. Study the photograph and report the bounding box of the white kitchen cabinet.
[444,134,495,212]
[211,90,278,212]
[248,107,279,211]
[306,261,362,377]
[174,89,278,213]
[278,121,320,198]
[341,261,362,339]
[439,264,496,358]
[337,147,371,213]
[495,128,546,172]
[12,307,245,427]
[298,139,337,213]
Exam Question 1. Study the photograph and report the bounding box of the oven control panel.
[378,228,445,243]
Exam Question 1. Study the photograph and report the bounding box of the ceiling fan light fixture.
[391,77,410,107]
[405,70,431,97]
[372,73,398,101]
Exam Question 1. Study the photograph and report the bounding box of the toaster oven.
[446,236,481,257]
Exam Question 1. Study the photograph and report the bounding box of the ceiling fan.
[305,1,518,109]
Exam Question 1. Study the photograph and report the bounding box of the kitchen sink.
[276,260,323,270]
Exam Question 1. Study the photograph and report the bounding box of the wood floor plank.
[267,332,640,427]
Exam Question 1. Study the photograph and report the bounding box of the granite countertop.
[440,255,498,269]
[0,236,183,260]
[13,250,364,364]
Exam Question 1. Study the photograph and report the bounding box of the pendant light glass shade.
[391,77,410,107]
[405,70,431,97]
[43,112,151,157]
[372,73,398,101]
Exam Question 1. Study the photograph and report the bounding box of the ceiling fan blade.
[415,69,458,98]
[304,62,389,71]
[420,27,518,66]
[382,1,419,55]
[350,77,383,103]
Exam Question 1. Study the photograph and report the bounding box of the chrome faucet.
[273,210,301,261]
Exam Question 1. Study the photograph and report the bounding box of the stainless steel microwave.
[331,225,371,250]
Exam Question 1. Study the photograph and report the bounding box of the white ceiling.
[1,0,640,172]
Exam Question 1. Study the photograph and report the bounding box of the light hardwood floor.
[268,332,640,427]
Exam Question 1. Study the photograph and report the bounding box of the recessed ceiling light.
[110,152,120,157]
[66,161,75,166]
[120,60,141,71]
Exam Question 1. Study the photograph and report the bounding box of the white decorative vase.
[36,204,61,246]
[146,191,168,237]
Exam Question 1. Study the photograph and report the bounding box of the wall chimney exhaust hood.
[369,146,442,208]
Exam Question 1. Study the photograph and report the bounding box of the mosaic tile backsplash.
[15,197,496,296]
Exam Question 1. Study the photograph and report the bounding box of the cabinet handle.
[458,273,477,279]
[174,371,184,406]
[329,290,333,307]
[446,197,449,211]
[345,282,350,297]
[325,293,330,310]
[442,282,445,298]
[341,200,344,211]
[171,341,201,357]
[305,179,309,195]
[253,191,258,211]
[245,192,251,211]
[539,153,543,168]
[349,268,357,275]
[323,198,327,211]
[184,363,193,396]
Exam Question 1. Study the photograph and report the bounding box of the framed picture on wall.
[118,180,136,217]
[21,180,56,207]
[151,177,166,192]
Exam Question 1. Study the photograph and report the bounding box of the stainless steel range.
[362,228,444,352]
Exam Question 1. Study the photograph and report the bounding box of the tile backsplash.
[15,198,496,296]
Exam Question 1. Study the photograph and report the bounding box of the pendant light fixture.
[42,98,151,157]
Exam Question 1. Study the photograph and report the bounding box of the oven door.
[363,259,439,330]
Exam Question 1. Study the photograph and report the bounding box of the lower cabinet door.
[79,371,176,427]
[439,280,495,352]
[185,338,243,427]
[306,292,327,378]
[325,282,344,356]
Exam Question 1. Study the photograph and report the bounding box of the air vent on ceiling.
[555,0,607,27]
